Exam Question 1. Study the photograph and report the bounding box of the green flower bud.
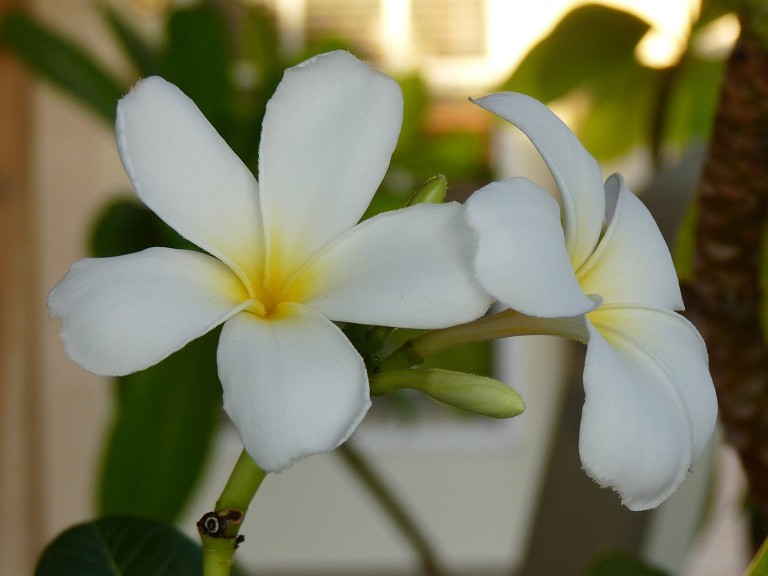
[370,368,524,419]
[406,175,447,206]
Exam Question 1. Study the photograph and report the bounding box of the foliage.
[500,3,727,161]
[34,517,202,576]
[584,551,672,576]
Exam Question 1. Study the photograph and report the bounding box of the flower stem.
[378,309,588,370]
[338,442,446,576]
[199,449,267,576]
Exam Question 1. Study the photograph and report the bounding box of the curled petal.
[259,51,403,283]
[47,248,249,376]
[580,319,698,510]
[464,179,597,317]
[116,77,264,292]
[218,305,371,472]
[293,202,492,328]
[577,175,684,310]
[471,92,605,270]
[590,305,717,465]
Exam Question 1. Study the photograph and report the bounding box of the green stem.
[378,309,588,371]
[338,443,446,576]
[215,449,267,511]
[200,449,267,576]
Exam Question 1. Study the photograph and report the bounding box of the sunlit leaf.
[34,516,201,576]
[0,9,124,122]
[501,4,651,103]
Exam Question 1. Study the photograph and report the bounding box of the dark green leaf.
[163,5,232,134]
[34,516,201,576]
[89,197,194,258]
[99,332,222,522]
[585,551,672,576]
[500,4,651,102]
[102,6,161,77]
[0,10,124,122]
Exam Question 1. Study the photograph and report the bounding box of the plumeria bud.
[407,175,447,206]
[370,368,524,419]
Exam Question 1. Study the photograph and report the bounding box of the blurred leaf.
[697,0,740,29]
[0,9,124,122]
[665,55,726,145]
[744,534,768,576]
[501,4,651,102]
[584,551,672,576]
[164,5,232,133]
[34,516,201,576]
[242,3,281,79]
[102,6,161,77]
[90,197,194,258]
[99,331,222,522]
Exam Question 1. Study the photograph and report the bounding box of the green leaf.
[501,4,651,102]
[744,534,768,576]
[584,551,672,576]
[102,6,161,77]
[578,65,659,159]
[99,331,222,522]
[0,9,124,122]
[163,5,232,134]
[34,516,201,576]
[89,197,194,258]
[665,54,725,145]
[673,202,698,281]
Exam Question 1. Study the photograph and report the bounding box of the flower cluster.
[48,51,716,508]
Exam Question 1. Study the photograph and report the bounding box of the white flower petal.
[579,319,695,510]
[472,92,605,270]
[464,179,597,317]
[47,248,249,376]
[218,305,371,472]
[591,305,717,465]
[116,77,264,292]
[258,51,403,283]
[293,202,492,328]
[578,175,684,310]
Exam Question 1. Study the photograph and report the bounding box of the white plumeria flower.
[464,92,718,510]
[48,51,492,472]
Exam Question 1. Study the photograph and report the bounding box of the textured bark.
[685,29,768,514]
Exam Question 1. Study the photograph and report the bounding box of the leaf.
[578,64,659,159]
[584,551,672,576]
[34,516,201,576]
[99,331,222,522]
[501,4,651,103]
[89,197,194,258]
[744,534,768,576]
[163,5,232,134]
[665,54,726,145]
[102,6,161,77]
[0,9,124,122]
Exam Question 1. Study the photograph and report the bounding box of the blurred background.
[0,0,753,574]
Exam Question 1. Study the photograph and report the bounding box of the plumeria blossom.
[47,51,492,472]
[464,92,717,510]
